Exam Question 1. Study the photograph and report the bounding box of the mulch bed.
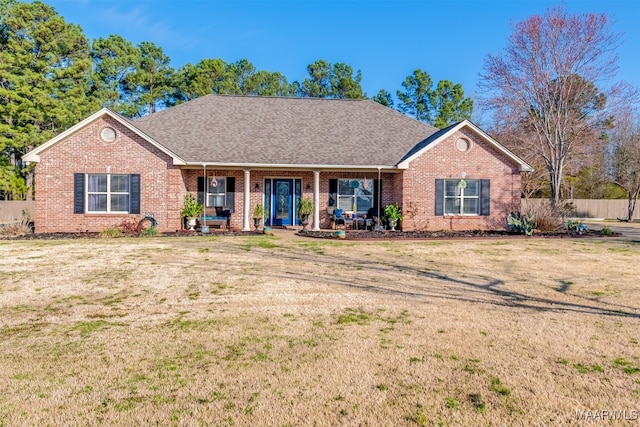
[0,229,621,241]
[296,229,621,240]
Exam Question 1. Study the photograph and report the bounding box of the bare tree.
[479,5,624,205]
[611,110,640,221]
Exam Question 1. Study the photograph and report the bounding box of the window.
[207,177,226,206]
[87,174,130,213]
[445,179,479,215]
[74,173,140,215]
[435,179,490,216]
[337,179,373,213]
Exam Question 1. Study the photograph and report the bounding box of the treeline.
[0,0,473,199]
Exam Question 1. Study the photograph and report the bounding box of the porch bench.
[201,207,232,229]
[201,215,227,229]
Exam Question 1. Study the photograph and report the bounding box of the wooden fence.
[0,201,35,222]
[521,198,640,220]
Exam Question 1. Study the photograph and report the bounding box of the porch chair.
[332,209,353,230]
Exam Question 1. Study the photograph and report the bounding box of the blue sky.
[46,0,639,113]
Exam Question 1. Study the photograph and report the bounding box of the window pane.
[110,175,129,193]
[465,180,479,196]
[337,196,352,211]
[445,180,459,197]
[88,194,107,211]
[111,194,130,212]
[356,196,372,212]
[338,179,352,195]
[208,177,226,193]
[463,198,479,214]
[208,195,225,207]
[445,198,459,214]
[88,175,107,192]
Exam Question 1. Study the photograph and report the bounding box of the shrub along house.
[23,94,532,233]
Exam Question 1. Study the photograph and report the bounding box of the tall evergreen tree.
[396,69,432,122]
[90,34,139,114]
[0,0,95,199]
[125,41,174,116]
[372,89,394,108]
[431,80,473,128]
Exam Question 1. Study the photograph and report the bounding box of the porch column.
[313,170,320,231]
[243,169,251,231]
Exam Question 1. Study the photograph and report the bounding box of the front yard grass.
[0,236,638,426]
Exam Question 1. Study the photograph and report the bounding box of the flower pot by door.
[186,217,197,231]
[253,218,261,231]
[300,214,310,232]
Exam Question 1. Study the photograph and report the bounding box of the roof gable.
[22,108,186,165]
[397,120,533,172]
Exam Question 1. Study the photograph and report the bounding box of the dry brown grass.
[0,235,639,426]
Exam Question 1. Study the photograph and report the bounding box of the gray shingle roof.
[132,95,439,167]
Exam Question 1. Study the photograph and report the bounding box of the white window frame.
[444,179,480,215]
[86,174,131,213]
[337,179,373,213]
[206,177,227,207]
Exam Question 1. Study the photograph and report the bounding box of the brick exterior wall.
[33,116,184,233]
[400,127,522,231]
[33,118,522,233]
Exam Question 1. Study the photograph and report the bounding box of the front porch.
[182,168,394,232]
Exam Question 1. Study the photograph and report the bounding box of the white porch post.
[313,170,320,231]
[243,169,251,231]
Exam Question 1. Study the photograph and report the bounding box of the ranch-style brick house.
[22,94,532,233]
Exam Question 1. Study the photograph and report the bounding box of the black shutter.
[130,174,141,214]
[480,179,490,216]
[435,179,444,216]
[197,176,205,205]
[74,173,84,214]
[373,179,382,212]
[226,177,235,212]
[328,179,337,207]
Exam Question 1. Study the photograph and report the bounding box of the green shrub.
[507,212,536,235]
[140,226,157,237]
[601,227,612,236]
[99,227,124,238]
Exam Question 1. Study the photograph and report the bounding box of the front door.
[272,179,293,226]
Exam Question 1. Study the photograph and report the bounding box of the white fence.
[521,198,639,220]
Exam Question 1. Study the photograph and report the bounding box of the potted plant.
[297,197,313,232]
[383,203,403,231]
[253,203,268,231]
[181,193,204,231]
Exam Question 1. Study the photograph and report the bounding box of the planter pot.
[263,226,272,235]
[200,225,209,234]
[336,230,346,239]
[389,219,398,231]
[186,217,197,231]
[253,218,261,231]
[300,214,310,232]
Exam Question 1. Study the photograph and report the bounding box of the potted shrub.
[383,203,403,231]
[253,203,268,231]
[181,193,204,230]
[297,197,313,232]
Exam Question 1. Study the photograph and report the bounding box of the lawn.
[0,235,639,426]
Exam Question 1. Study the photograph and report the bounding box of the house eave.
[182,162,400,171]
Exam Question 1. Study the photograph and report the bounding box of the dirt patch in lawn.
[0,236,638,426]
